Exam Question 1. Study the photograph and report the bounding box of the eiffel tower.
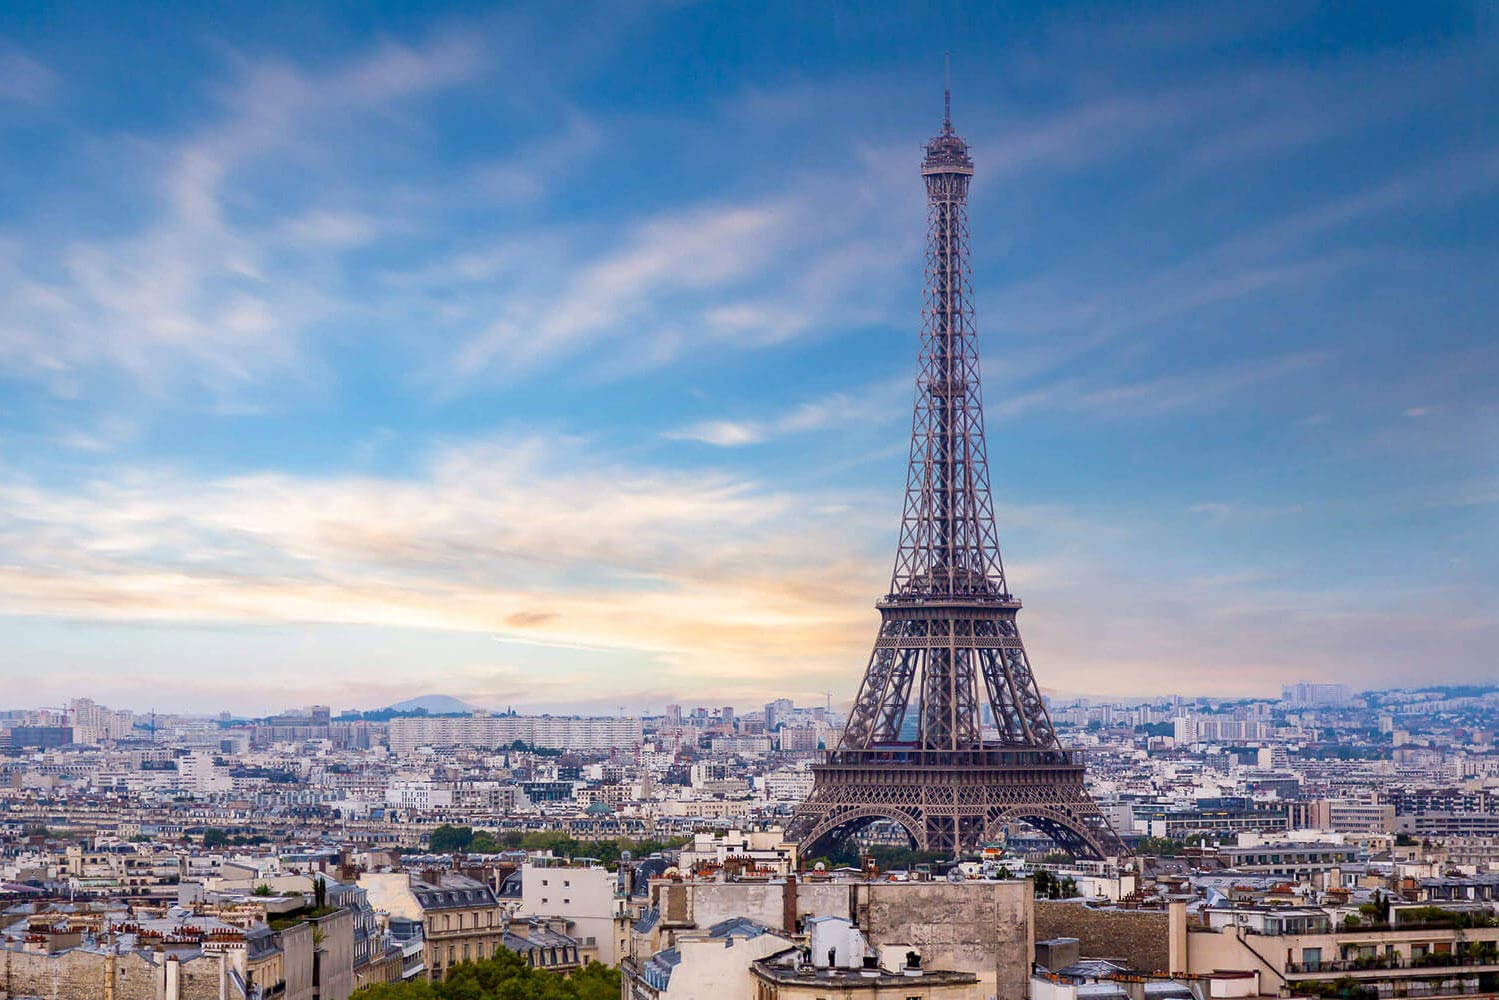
[787,81,1126,860]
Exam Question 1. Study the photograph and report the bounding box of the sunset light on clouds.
[1,2,1495,713]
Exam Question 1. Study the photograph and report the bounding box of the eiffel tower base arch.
[788,751,1125,860]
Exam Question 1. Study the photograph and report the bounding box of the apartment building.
[387,715,644,753]
[1171,901,1499,993]
[359,870,504,982]
[520,860,631,964]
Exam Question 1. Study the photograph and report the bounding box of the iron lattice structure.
[788,88,1126,860]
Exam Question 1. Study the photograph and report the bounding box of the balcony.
[1286,954,1499,976]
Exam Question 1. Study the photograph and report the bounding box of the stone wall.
[860,881,1032,1000]
[646,878,1033,1000]
[0,946,227,1000]
[1034,902,1170,972]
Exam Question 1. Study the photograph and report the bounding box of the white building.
[388,715,643,754]
[519,862,630,965]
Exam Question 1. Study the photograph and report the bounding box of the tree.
[428,825,476,853]
[351,949,621,1000]
[202,828,230,847]
[1134,836,1183,856]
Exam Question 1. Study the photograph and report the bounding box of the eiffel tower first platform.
[786,82,1126,861]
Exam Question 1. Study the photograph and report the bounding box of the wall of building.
[663,934,790,998]
[859,881,1032,1000]
[1034,902,1170,972]
[1174,907,1499,980]
[282,921,315,1000]
[521,864,624,964]
[0,947,228,1000]
[316,909,355,1000]
[646,879,1031,1000]
[761,977,981,1000]
[653,878,851,934]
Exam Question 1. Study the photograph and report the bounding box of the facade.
[518,861,630,965]
[1306,797,1398,834]
[503,918,582,973]
[0,906,355,1000]
[1171,901,1499,993]
[635,876,1033,1000]
[387,715,643,753]
[1172,718,1273,743]
[752,954,980,1000]
[1140,806,1289,840]
[357,870,503,982]
[1217,841,1361,876]
[625,917,795,1000]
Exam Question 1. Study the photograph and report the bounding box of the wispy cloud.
[452,201,797,377]
[0,46,55,106]
[664,378,911,447]
[0,435,884,697]
[0,32,485,396]
[991,352,1329,420]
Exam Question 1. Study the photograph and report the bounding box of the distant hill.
[385,694,477,714]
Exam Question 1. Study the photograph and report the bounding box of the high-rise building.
[764,698,794,729]
[1281,682,1353,707]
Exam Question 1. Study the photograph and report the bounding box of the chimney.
[782,874,798,933]
[164,953,181,1000]
[1168,900,1188,974]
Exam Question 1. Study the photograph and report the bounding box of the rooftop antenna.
[943,51,952,133]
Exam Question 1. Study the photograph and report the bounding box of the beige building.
[519,860,631,965]
[633,876,1032,1000]
[751,916,979,1000]
[1306,797,1398,834]
[1169,901,1499,992]
[359,870,504,982]
[751,959,979,1000]
[626,917,796,1000]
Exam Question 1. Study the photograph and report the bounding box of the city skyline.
[2,2,1496,713]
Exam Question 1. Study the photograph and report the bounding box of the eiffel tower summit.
[787,79,1126,861]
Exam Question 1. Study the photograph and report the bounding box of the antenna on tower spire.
[943,52,952,132]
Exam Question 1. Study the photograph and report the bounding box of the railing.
[820,748,1082,768]
[1293,981,1499,1000]
[1287,954,1499,974]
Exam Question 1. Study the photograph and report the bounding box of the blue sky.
[0,2,1495,715]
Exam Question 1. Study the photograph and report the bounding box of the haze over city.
[1,1,1496,715]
